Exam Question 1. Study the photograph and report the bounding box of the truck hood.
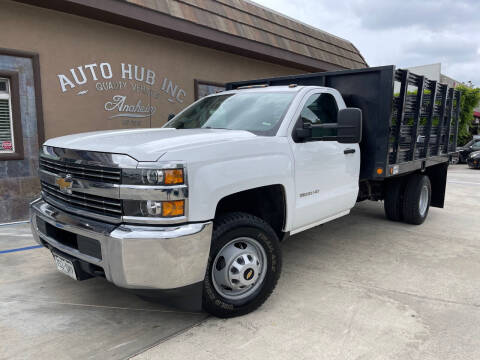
[44,128,257,161]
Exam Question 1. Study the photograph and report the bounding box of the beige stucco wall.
[0,1,304,140]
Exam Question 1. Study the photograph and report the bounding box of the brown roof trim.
[216,0,361,57]
[348,42,369,67]
[172,0,365,66]
[13,0,348,72]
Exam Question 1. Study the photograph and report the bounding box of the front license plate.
[53,253,78,280]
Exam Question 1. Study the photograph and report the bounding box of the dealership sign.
[56,62,186,120]
[104,95,155,118]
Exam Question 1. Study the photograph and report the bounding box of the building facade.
[472,110,480,135]
[0,0,367,222]
[407,63,461,88]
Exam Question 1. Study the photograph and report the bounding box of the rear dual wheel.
[384,178,406,221]
[402,174,431,225]
[384,174,431,225]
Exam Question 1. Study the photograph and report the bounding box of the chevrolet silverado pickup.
[30,66,461,317]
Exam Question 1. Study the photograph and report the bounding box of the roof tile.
[126,0,367,69]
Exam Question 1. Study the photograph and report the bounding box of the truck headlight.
[124,200,185,217]
[144,170,164,185]
[123,168,184,185]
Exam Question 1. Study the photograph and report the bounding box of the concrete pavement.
[136,165,480,360]
[1,165,479,359]
[0,223,207,360]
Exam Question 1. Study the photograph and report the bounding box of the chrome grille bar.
[41,181,122,217]
[40,157,121,183]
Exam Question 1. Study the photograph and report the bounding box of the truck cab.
[30,66,460,317]
[162,85,361,233]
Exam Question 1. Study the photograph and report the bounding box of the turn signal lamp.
[376,168,384,175]
[162,200,185,217]
[164,169,184,185]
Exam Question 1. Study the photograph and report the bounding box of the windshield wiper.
[202,126,228,130]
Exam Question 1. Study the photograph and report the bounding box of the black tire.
[384,178,406,221]
[202,212,282,318]
[402,174,431,225]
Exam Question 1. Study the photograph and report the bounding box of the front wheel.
[202,212,282,318]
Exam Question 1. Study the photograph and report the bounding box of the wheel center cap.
[243,268,255,281]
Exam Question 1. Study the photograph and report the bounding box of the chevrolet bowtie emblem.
[55,175,73,193]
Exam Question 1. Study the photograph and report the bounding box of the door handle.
[344,148,356,154]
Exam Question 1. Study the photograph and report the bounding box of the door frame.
[286,88,358,233]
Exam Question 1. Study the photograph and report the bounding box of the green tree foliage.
[457,84,480,145]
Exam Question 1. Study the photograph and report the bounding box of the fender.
[159,136,295,230]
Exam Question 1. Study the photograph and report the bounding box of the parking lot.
[1,164,479,360]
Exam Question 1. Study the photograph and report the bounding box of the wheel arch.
[377,162,448,209]
[214,184,288,239]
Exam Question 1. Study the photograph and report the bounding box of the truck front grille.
[41,181,122,218]
[40,157,121,184]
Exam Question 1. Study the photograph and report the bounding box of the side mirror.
[295,127,311,141]
[337,108,362,143]
[295,117,312,141]
[167,113,175,121]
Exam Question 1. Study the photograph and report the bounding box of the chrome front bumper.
[30,198,212,290]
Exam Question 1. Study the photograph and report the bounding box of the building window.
[0,78,15,153]
[0,72,23,160]
[194,79,226,100]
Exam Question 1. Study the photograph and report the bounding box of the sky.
[252,0,480,86]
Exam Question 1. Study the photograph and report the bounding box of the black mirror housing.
[294,108,362,143]
[295,127,311,141]
[337,108,362,143]
[167,113,175,121]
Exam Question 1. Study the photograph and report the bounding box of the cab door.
[289,91,360,232]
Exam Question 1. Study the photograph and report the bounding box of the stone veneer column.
[0,54,41,222]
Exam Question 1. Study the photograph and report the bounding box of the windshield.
[164,92,295,136]
[464,139,480,147]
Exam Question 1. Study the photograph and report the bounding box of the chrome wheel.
[419,184,429,216]
[212,237,267,301]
